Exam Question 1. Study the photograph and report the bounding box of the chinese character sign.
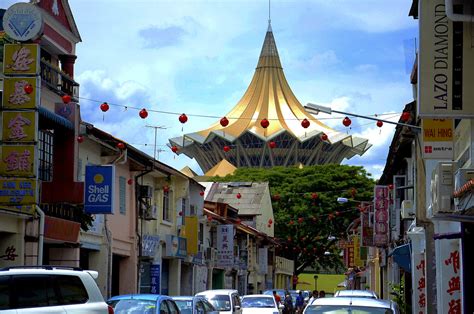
[0,145,36,177]
[373,185,389,247]
[2,77,40,110]
[3,44,40,76]
[217,224,234,267]
[439,239,462,314]
[361,208,374,247]
[344,239,355,268]
[413,253,427,314]
[2,111,37,142]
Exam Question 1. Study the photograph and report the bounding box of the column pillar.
[59,54,77,79]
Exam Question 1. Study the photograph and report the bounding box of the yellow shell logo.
[93,174,104,184]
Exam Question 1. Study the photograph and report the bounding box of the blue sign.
[150,264,160,294]
[84,165,115,214]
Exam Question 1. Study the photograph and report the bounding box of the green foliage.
[389,279,410,314]
[210,164,375,274]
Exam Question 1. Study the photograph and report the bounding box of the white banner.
[412,253,427,314]
[217,225,234,267]
[437,238,463,313]
[258,247,268,274]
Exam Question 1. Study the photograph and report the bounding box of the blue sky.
[4,0,419,178]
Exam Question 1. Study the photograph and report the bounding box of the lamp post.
[313,275,318,291]
[304,103,421,130]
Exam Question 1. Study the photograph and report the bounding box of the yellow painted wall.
[296,273,346,295]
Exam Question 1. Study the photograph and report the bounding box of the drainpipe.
[35,205,45,265]
[445,0,474,22]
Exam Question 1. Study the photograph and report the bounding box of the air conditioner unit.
[431,162,455,216]
[139,185,153,199]
[400,200,415,219]
[143,205,157,220]
[454,168,474,212]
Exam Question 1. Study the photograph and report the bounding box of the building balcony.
[40,203,92,231]
[40,60,80,101]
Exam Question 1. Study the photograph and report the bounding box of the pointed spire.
[257,23,282,68]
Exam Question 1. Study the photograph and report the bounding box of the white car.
[196,289,242,314]
[240,294,282,314]
[0,266,111,314]
[303,297,399,314]
[333,289,378,299]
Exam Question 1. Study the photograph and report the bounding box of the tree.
[211,164,375,276]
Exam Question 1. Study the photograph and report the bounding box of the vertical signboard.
[344,238,355,268]
[422,119,454,159]
[184,216,198,255]
[150,264,160,294]
[437,239,462,313]
[1,44,40,214]
[418,0,474,117]
[361,207,374,247]
[413,253,427,314]
[84,165,115,214]
[217,224,234,267]
[373,186,389,247]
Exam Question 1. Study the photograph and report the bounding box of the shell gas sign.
[84,165,115,214]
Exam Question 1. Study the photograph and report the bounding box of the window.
[190,204,196,216]
[55,275,88,305]
[166,300,180,314]
[119,176,126,215]
[163,190,170,221]
[13,275,55,308]
[0,276,10,310]
[199,223,204,243]
[159,300,169,313]
[38,130,54,181]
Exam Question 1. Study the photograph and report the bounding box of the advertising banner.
[2,111,37,142]
[165,235,187,258]
[184,216,198,255]
[361,208,374,247]
[150,264,160,294]
[0,179,37,206]
[2,44,40,75]
[1,77,40,110]
[413,253,427,314]
[142,235,160,258]
[437,238,463,313]
[84,165,115,214]
[374,185,389,247]
[418,0,474,117]
[217,224,234,267]
[422,119,454,159]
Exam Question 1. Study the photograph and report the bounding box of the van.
[195,289,242,314]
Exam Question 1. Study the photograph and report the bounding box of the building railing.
[40,60,80,101]
[40,203,91,231]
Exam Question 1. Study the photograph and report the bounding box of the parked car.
[240,294,283,314]
[196,289,242,314]
[172,295,218,314]
[107,294,179,314]
[0,265,111,313]
[303,297,399,314]
[333,289,378,299]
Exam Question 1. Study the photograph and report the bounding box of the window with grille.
[38,130,54,181]
[119,176,126,214]
[163,191,170,222]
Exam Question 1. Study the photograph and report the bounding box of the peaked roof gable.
[36,0,81,42]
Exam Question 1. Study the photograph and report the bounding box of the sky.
[5,0,419,178]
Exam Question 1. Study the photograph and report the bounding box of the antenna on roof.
[268,0,272,28]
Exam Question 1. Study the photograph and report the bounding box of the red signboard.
[44,216,80,243]
[373,186,389,247]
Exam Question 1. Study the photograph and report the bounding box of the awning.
[389,243,411,272]
[39,106,74,130]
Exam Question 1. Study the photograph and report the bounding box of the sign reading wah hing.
[84,165,115,214]
[217,224,234,267]
[422,119,454,159]
[373,185,389,247]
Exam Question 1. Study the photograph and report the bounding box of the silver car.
[303,297,399,314]
[334,290,378,299]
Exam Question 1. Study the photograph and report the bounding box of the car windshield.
[113,299,157,314]
[208,295,231,311]
[241,297,275,308]
[305,305,393,314]
[174,300,193,314]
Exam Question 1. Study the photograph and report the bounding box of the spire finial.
[268,0,271,26]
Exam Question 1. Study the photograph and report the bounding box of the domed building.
[169,23,371,174]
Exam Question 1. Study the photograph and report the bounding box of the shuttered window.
[119,176,126,214]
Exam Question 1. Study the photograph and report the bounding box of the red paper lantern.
[179,113,188,124]
[207,216,213,222]
[199,191,205,196]
[77,135,84,143]
[272,194,280,201]
[127,179,133,185]
[268,218,273,224]
[376,120,383,128]
[301,118,310,129]
[298,217,304,224]
[62,94,71,104]
[268,141,276,149]
[359,206,366,213]
[289,220,294,225]
[401,111,410,122]
[220,116,229,127]
[328,213,334,220]
[388,184,394,190]
[223,145,231,152]
[171,145,178,153]
[342,116,352,127]
[335,211,340,216]
[260,118,270,129]
[100,102,109,112]
[179,211,183,216]
[311,192,318,200]
[163,185,170,192]
[139,108,148,119]
[321,133,328,141]
[287,237,292,242]
[24,84,33,94]
[236,218,241,224]
[236,193,242,199]
[117,142,126,150]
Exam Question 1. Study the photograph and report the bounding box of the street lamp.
[313,275,318,291]
[304,103,421,130]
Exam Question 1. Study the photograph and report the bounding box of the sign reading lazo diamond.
[2,3,44,42]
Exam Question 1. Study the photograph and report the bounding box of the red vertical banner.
[373,186,389,247]
[361,205,374,247]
